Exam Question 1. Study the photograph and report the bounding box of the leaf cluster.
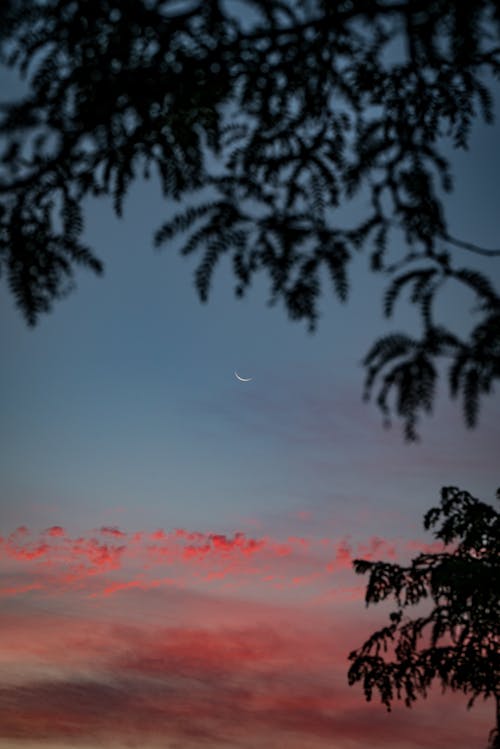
[1,0,499,435]
[363,265,500,439]
[348,486,500,748]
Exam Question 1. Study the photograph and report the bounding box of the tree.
[348,485,500,749]
[1,0,499,439]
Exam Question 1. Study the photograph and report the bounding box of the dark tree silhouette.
[1,0,500,438]
[348,486,500,749]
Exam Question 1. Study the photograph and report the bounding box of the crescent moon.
[234,371,253,382]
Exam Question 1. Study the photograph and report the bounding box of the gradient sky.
[1,25,500,749]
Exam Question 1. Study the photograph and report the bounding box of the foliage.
[1,0,500,437]
[348,486,500,748]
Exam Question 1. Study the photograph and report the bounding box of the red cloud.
[0,582,44,596]
[8,542,50,561]
[100,577,177,597]
[0,538,493,749]
[0,615,492,749]
[0,524,448,603]
[99,526,127,538]
[44,526,65,537]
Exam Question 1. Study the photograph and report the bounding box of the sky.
[1,12,500,749]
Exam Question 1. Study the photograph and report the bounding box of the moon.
[234,371,253,382]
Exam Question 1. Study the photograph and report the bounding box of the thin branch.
[444,233,500,258]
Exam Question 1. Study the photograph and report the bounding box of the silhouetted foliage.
[348,486,500,749]
[1,0,500,437]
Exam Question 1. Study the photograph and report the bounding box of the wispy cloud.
[0,617,491,749]
[0,518,491,749]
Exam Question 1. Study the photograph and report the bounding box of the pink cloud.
[0,508,494,749]
[0,523,448,606]
[0,611,492,749]
[100,577,177,597]
[99,526,127,538]
[291,510,313,522]
[44,525,65,537]
[0,582,44,597]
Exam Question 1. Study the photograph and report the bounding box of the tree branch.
[443,233,500,258]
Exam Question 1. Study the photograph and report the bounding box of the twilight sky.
[1,27,500,749]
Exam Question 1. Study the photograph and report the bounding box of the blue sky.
[1,112,498,534]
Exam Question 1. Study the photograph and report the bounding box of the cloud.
[98,526,127,538]
[0,551,492,749]
[0,524,446,602]
[44,525,65,537]
[0,581,44,597]
[0,638,491,749]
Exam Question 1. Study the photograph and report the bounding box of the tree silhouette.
[1,0,500,438]
[348,485,500,749]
